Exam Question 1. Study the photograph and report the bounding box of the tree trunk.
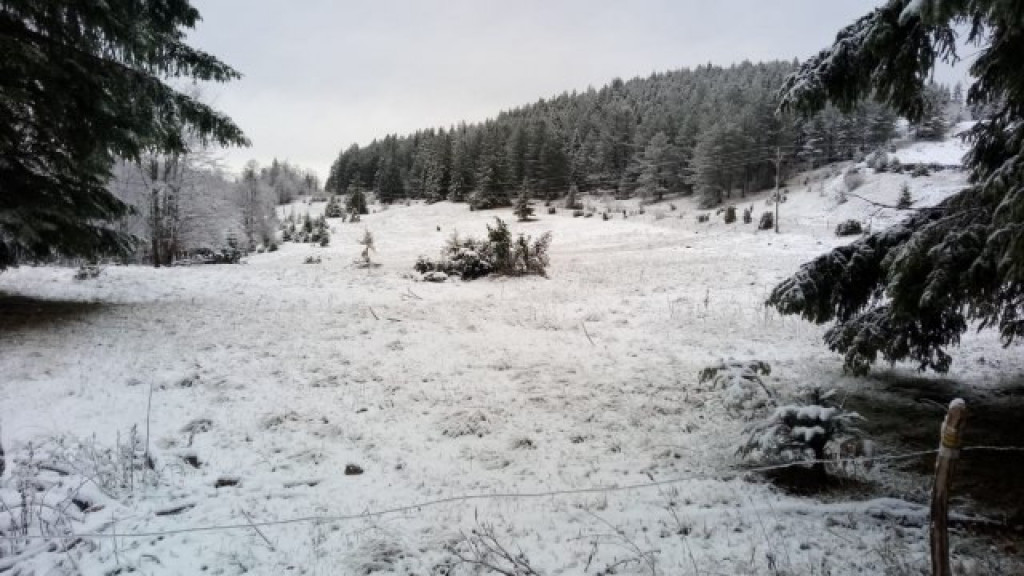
[151,188,161,268]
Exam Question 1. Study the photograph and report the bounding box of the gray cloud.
[187,1,961,179]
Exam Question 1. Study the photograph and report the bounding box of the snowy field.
[2,141,1023,574]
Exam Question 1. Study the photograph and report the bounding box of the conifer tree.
[769,0,1024,375]
[0,0,248,268]
[636,132,673,201]
[346,184,368,216]
[897,183,913,209]
[514,188,534,222]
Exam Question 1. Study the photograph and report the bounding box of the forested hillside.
[325,61,951,208]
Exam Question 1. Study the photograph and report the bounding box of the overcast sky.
[187,0,967,180]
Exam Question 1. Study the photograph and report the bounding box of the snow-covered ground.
[2,137,1022,574]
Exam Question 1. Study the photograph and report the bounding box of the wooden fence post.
[930,398,966,576]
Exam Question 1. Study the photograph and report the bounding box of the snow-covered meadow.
[2,139,1022,574]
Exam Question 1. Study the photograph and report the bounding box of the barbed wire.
[1,445,1020,544]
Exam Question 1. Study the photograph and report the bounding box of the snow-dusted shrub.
[897,183,913,209]
[758,211,774,230]
[738,388,866,480]
[422,271,448,283]
[867,149,889,172]
[513,190,534,221]
[414,218,551,281]
[911,164,930,177]
[440,410,490,438]
[304,255,321,265]
[29,430,157,499]
[723,205,737,224]
[742,207,753,224]
[547,206,556,215]
[73,263,102,281]
[697,213,710,223]
[324,195,345,218]
[888,156,903,173]
[356,229,376,267]
[572,209,584,218]
[843,168,865,192]
[698,359,774,414]
[190,246,243,264]
[280,213,330,245]
[835,219,864,237]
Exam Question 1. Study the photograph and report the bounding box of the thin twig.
[846,192,931,212]
[240,510,276,551]
[581,321,595,346]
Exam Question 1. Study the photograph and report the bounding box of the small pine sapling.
[346,186,369,215]
[742,207,753,224]
[738,388,866,481]
[758,211,774,230]
[723,205,737,224]
[513,189,534,221]
[897,183,913,209]
[564,183,581,210]
[358,229,375,267]
[324,195,345,218]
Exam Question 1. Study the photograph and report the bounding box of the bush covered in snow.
[324,195,345,218]
[834,219,863,237]
[758,211,774,230]
[73,263,102,281]
[738,388,866,480]
[356,229,376,267]
[897,183,913,209]
[414,218,552,281]
[723,205,737,224]
[843,168,865,192]
[281,213,330,246]
[187,245,244,265]
[698,359,774,414]
[867,149,889,172]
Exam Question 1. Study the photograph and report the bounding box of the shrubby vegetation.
[739,387,867,481]
[415,218,552,280]
[281,213,330,246]
[834,219,863,237]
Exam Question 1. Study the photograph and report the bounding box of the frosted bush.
[843,168,865,192]
[439,410,490,438]
[835,219,863,236]
[414,218,551,280]
[738,388,866,480]
[698,359,774,414]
